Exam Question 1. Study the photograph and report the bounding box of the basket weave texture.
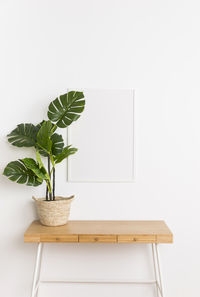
[33,196,74,226]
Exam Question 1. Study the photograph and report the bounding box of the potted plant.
[3,91,85,226]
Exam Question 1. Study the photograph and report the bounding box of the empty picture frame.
[67,89,135,182]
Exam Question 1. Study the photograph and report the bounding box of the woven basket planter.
[33,196,74,227]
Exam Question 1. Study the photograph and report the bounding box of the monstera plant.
[3,91,85,226]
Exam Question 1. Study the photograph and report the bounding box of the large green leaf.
[36,120,57,133]
[3,160,43,186]
[7,123,38,147]
[35,120,45,131]
[51,133,64,156]
[21,158,48,180]
[47,91,85,128]
[36,150,44,169]
[35,121,49,156]
[36,120,54,154]
[36,132,64,158]
[54,145,78,164]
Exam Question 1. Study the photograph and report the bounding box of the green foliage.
[3,160,43,186]
[21,158,49,181]
[51,133,64,156]
[36,150,44,169]
[35,120,46,131]
[36,120,54,154]
[36,133,63,158]
[7,123,38,147]
[54,145,78,164]
[48,91,85,128]
[36,120,64,159]
[3,91,85,199]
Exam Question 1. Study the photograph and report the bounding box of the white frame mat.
[66,89,135,182]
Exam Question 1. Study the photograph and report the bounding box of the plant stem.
[48,155,52,201]
[46,184,49,201]
[53,167,55,200]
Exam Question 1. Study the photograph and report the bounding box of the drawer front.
[40,235,78,243]
[118,235,156,243]
[79,235,117,243]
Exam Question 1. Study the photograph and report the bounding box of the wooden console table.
[24,220,173,297]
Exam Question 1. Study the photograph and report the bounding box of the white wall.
[0,0,200,296]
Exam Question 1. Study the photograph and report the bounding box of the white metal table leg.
[155,243,164,297]
[152,244,159,297]
[152,243,164,297]
[35,243,43,297]
[31,243,43,297]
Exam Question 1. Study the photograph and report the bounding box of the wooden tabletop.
[24,220,173,243]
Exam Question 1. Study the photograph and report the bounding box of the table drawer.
[79,235,117,243]
[118,235,156,243]
[40,235,78,243]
